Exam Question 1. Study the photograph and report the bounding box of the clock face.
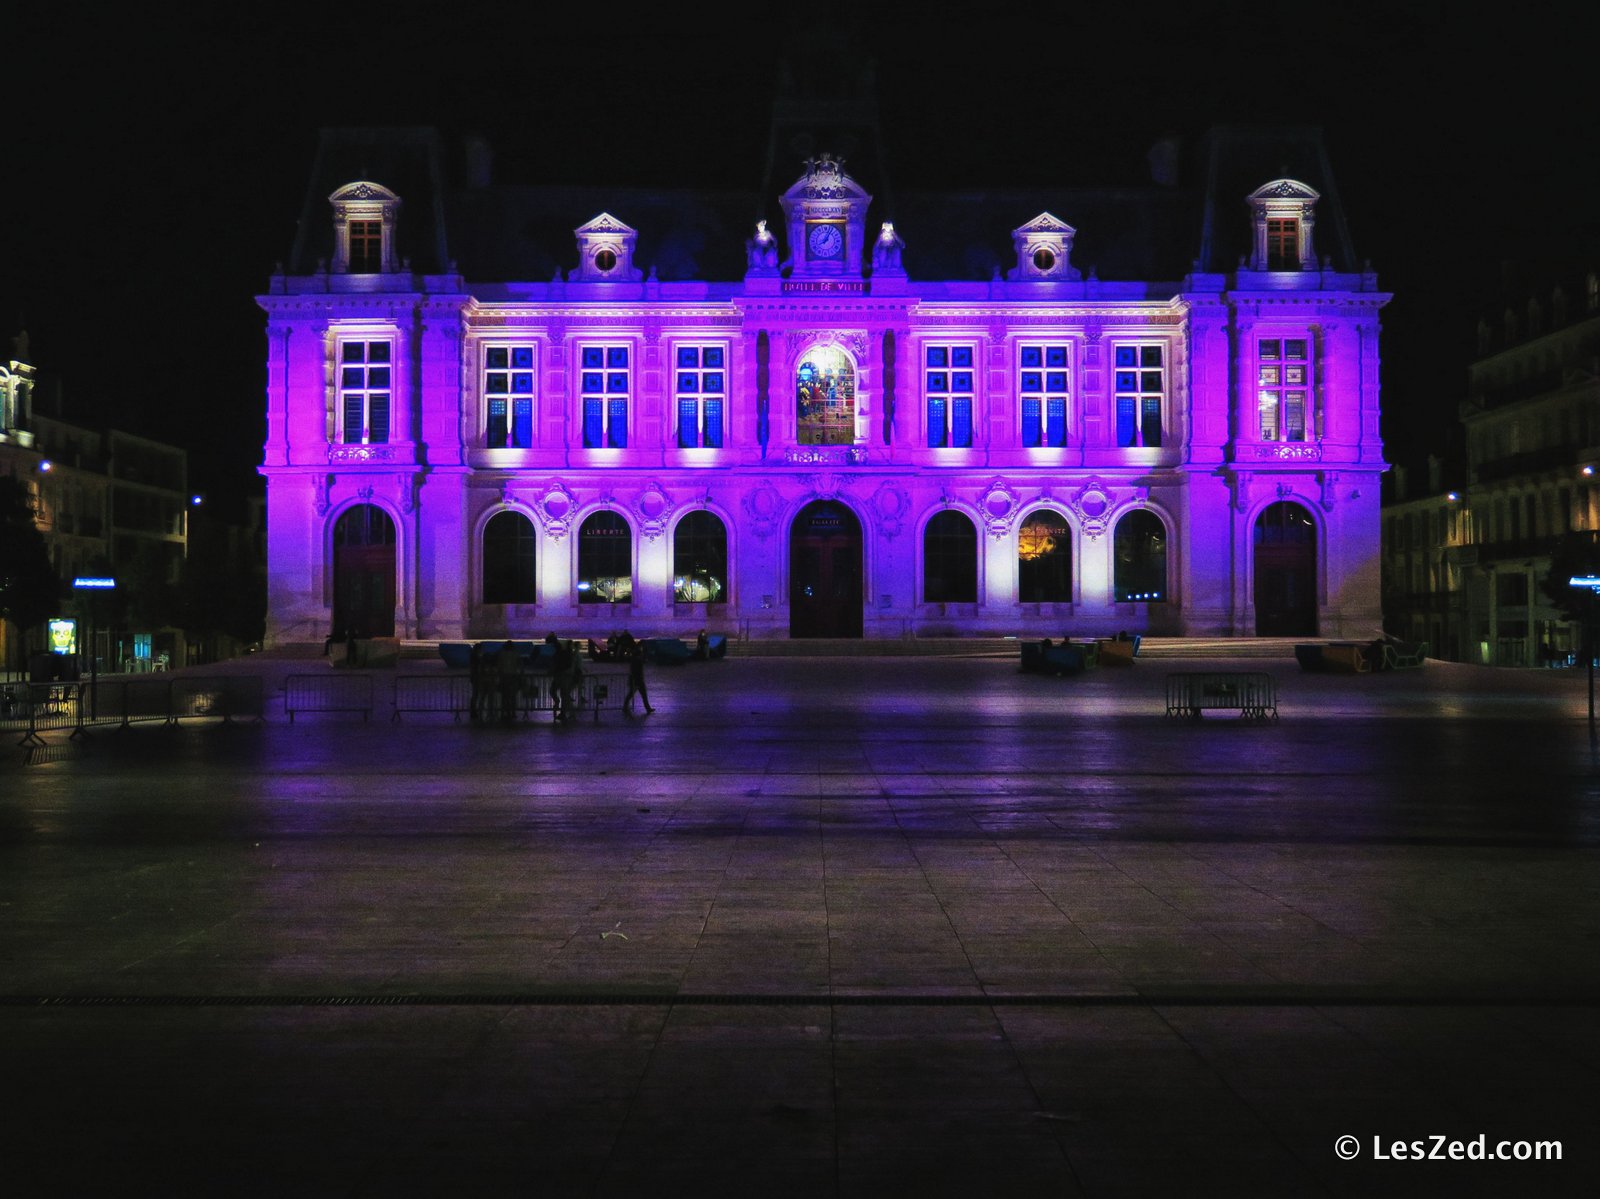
[807,222,844,260]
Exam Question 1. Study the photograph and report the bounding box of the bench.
[1095,635,1141,666]
[1381,640,1428,670]
[644,637,694,665]
[1165,672,1278,721]
[1020,641,1099,675]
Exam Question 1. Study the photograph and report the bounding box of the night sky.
[4,2,1595,517]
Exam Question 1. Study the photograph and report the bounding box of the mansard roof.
[284,123,1363,284]
[1196,125,1358,273]
[289,127,452,274]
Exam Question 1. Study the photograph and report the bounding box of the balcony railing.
[785,445,869,466]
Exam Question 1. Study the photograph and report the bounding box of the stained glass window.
[796,345,856,446]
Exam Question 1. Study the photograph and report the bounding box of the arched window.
[674,511,728,604]
[796,344,855,446]
[482,511,536,604]
[1018,509,1072,603]
[577,511,632,604]
[924,510,977,603]
[1113,510,1167,602]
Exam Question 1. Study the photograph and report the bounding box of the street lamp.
[71,576,116,719]
[1568,575,1600,726]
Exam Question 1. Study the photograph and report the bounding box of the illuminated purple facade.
[260,130,1388,643]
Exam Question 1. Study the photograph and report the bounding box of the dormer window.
[1008,213,1079,281]
[573,214,642,282]
[329,182,401,274]
[1246,179,1319,272]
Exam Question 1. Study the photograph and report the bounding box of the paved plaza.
[3,653,1599,1195]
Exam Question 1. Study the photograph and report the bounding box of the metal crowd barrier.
[3,682,86,745]
[448,668,629,724]
[393,674,473,721]
[284,674,374,722]
[1164,672,1278,722]
[172,676,266,724]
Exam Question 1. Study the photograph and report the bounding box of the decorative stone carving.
[634,482,674,541]
[312,475,330,517]
[808,472,843,501]
[1318,471,1340,511]
[538,482,577,541]
[356,485,374,502]
[743,482,784,540]
[1071,479,1115,539]
[870,482,911,539]
[396,474,416,514]
[979,480,1020,538]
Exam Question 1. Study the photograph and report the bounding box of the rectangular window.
[1257,338,1312,442]
[674,344,727,448]
[338,339,392,444]
[580,344,630,449]
[1018,343,1069,448]
[349,220,383,272]
[1113,344,1165,448]
[483,345,536,449]
[1267,218,1298,270]
[924,345,974,448]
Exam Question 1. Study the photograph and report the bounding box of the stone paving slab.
[3,656,1599,1194]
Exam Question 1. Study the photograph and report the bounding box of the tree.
[179,516,266,654]
[1540,532,1600,624]
[0,475,60,669]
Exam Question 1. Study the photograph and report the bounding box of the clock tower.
[779,155,872,279]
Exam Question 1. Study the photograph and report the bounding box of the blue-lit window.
[1113,344,1165,448]
[1018,343,1069,448]
[925,344,974,448]
[484,345,536,449]
[581,344,630,448]
[338,338,392,444]
[674,344,727,449]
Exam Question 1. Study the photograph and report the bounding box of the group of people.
[467,631,654,723]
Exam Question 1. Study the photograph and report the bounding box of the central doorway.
[789,500,863,638]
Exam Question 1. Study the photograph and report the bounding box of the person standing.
[495,640,521,725]
[469,641,487,722]
[624,637,654,715]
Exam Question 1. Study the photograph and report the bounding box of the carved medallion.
[538,482,577,541]
[980,480,1020,538]
[1071,479,1114,540]
[743,482,784,540]
[870,482,911,539]
[634,482,674,542]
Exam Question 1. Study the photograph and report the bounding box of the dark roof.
[288,127,452,274]
[288,124,1364,285]
[1195,125,1360,273]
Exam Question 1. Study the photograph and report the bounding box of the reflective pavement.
[3,656,1598,1195]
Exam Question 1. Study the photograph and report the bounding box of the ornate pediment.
[1009,212,1078,281]
[573,213,642,282]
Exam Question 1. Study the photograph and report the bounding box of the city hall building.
[259,124,1388,644]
